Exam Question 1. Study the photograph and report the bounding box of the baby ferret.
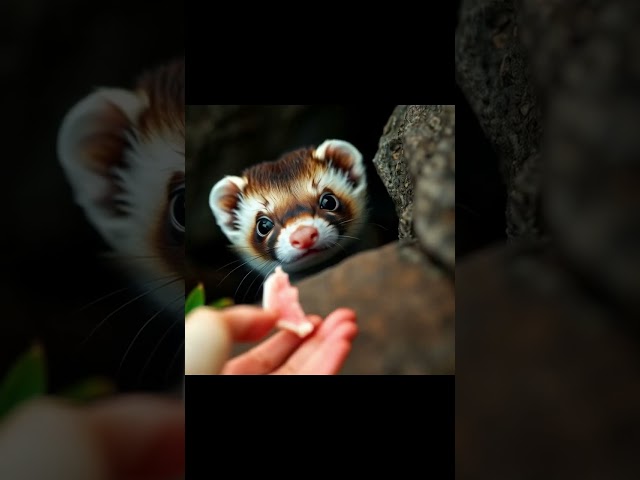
[210,139,367,276]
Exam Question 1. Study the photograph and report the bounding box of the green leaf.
[0,343,47,419]
[209,297,234,309]
[185,283,206,315]
[59,377,116,403]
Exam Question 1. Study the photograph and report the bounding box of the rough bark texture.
[456,0,544,241]
[373,105,456,271]
[371,110,415,241]
[456,0,640,477]
[457,0,640,309]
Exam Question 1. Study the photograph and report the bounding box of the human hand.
[0,395,184,480]
[185,306,358,375]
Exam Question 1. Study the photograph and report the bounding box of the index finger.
[218,306,280,341]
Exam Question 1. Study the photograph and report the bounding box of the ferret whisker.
[244,259,274,303]
[338,234,361,241]
[116,294,184,380]
[216,248,275,289]
[74,273,180,314]
[328,241,348,254]
[137,313,183,383]
[242,268,265,304]
[80,276,182,347]
[234,267,256,300]
[365,222,389,231]
[215,257,251,272]
[223,247,275,270]
[216,255,263,287]
[339,219,389,231]
[215,247,271,271]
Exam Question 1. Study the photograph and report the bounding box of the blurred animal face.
[57,59,185,308]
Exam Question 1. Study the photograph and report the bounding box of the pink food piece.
[262,266,315,338]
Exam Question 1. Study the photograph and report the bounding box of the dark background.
[186,375,455,479]
[1,1,184,392]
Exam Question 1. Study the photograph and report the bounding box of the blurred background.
[1,1,184,393]
[186,105,400,301]
[456,0,640,477]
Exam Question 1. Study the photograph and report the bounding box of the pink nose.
[290,226,319,250]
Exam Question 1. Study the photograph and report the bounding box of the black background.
[186,376,455,479]
[1,0,185,392]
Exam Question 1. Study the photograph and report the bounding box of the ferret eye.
[319,193,340,211]
[169,186,185,233]
[256,216,274,237]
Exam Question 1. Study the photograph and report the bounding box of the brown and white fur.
[209,140,367,278]
[56,59,185,309]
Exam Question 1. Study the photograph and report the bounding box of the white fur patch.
[229,194,267,245]
[209,175,247,245]
[107,129,185,307]
[277,217,336,261]
[275,217,344,273]
[313,163,367,202]
[314,139,366,185]
[57,88,184,309]
[57,88,149,247]
[116,129,183,252]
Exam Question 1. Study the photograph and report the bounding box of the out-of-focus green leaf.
[0,343,47,419]
[59,377,116,403]
[185,283,206,315]
[209,297,234,309]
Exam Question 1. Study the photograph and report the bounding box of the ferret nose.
[290,226,319,250]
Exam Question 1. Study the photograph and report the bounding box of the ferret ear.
[314,139,367,188]
[57,88,148,246]
[209,175,247,244]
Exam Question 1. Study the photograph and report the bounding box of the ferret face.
[210,140,367,274]
[57,59,185,307]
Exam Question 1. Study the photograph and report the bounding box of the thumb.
[185,307,231,375]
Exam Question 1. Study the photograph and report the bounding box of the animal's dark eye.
[256,216,274,237]
[319,193,340,211]
[169,186,185,233]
